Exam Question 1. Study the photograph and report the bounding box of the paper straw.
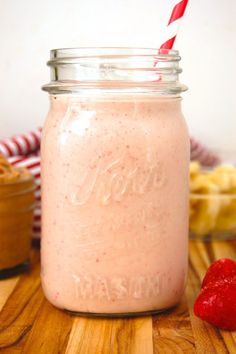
[160,0,189,50]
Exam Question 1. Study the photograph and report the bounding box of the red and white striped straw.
[160,0,189,50]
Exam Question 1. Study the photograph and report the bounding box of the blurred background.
[0,0,236,155]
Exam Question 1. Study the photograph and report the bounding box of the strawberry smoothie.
[41,94,189,315]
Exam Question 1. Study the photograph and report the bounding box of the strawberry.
[202,258,236,288]
[194,258,236,331]
[194,279,236,331]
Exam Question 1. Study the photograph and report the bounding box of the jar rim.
[49,47,180,61]
[43,47,186,95]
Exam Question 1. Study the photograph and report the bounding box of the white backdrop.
[0,0,236,154]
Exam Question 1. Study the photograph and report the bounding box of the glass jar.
[41,48,190,316]
[189,161,236,241]
[0,172,35,278]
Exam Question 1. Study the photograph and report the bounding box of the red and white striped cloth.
[190,137,220,167]
[0,128,41,239]
[0,128,41,158]
[0,128,219,239]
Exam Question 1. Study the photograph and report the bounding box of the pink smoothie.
[41,95,189,314]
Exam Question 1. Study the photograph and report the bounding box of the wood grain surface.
[0,240,235,354]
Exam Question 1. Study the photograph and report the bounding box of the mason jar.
[41,47,190,316]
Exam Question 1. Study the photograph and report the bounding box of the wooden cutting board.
[0,240,235,354]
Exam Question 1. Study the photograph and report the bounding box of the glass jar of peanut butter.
[0,156,35,278]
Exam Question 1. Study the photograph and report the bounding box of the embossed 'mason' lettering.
[71,155,165,205]
[72,274,163,300]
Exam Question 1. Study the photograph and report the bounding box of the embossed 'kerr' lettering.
[71,154,165,205]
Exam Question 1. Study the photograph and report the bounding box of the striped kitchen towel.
[0,128,219,239]
[0,128,41,239]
